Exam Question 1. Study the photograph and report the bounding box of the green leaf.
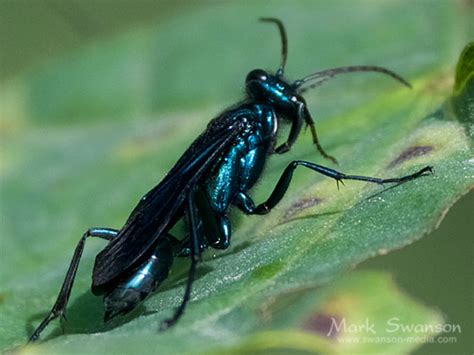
[454,42,474,93]
[1,1,472,354]
[452,42,474,123]
[220,271,445,355]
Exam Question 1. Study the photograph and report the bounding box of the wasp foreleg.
[235,161,433,215]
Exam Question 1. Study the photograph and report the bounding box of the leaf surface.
[0,1,472,354]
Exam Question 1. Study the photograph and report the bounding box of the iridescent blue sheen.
[29,19,421,343]
[104,71,304,309]
[92,228,118,238]
[98,61,428,319]
[103,237,174,321]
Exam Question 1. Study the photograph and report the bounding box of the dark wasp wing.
[92,119,247,291]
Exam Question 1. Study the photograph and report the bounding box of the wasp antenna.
[259,17,288,77]
[294,65,412,93]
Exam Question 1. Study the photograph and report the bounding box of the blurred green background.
[1,1,472,354]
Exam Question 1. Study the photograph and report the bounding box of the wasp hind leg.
[175,219,209,257]
[29,228,119,343]
[159,192,200,330]
[178,187,232,255]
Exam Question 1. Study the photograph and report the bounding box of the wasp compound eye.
[246,69,268,83]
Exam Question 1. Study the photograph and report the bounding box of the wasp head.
[245,69,303,119]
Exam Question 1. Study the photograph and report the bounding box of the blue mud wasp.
[29,18,432,342]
